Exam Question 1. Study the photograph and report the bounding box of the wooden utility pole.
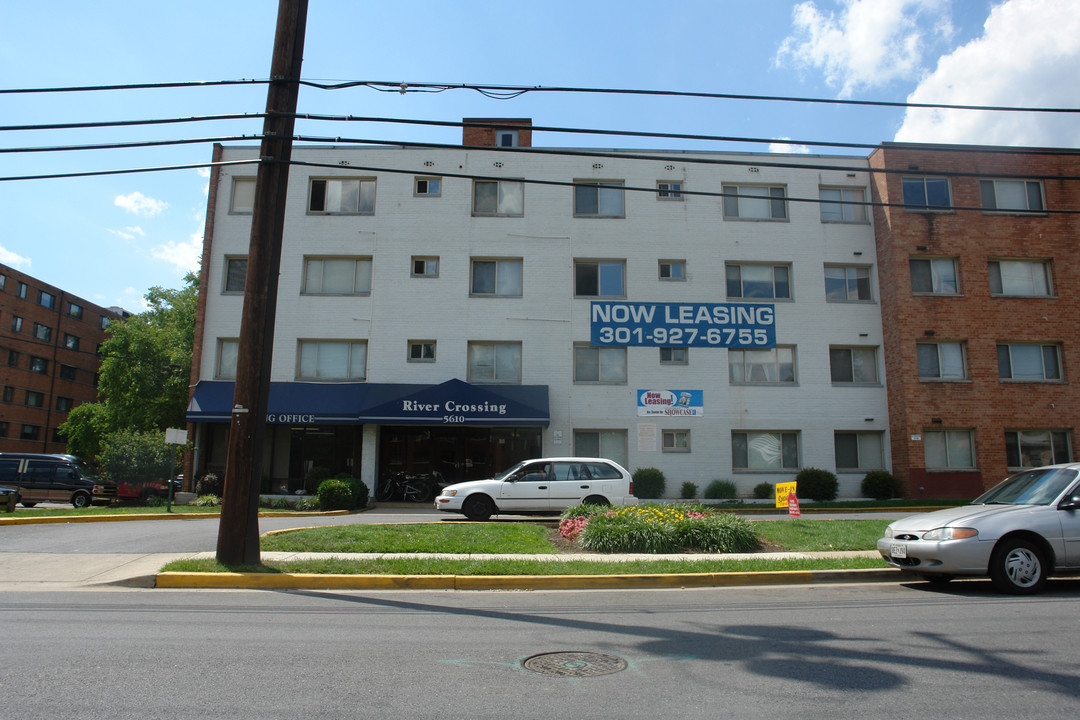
[216,0,308,565]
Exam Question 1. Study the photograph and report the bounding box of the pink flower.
[558,516,590,541]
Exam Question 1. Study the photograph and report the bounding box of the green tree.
[59,272,198,461]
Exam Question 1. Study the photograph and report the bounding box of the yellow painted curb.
[0,510,348,526]
[155,567,901,591]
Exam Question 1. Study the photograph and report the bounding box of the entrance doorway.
[378,426,542,485]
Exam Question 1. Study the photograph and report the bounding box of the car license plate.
[890,543,908,559]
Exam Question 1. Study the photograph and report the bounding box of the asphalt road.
[2,581,1079,719]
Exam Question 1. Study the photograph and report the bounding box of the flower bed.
[557,503,758,554]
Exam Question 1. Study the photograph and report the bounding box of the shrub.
[796,467,839,502]
[315,479,353,511]
[861,470,899,500]
[193,494,221,507]
[753,482,773,500]
[680,482,698,500]
[146,494,167,507]
[296,496,320,511]
[575,505,758,554]
[99,428,174,491]
[196,473,223,496]
[261,496,292,510]
[703,479,737,500]
[632,468,666,499]
[344,476,369,509]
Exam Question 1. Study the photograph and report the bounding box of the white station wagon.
[435,457,638,521]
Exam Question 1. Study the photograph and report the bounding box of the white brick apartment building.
[187,121,889,499]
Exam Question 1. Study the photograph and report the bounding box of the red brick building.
[870,144,1080,499]
[0,264,125,453]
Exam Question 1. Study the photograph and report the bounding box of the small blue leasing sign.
[590,301,776,348]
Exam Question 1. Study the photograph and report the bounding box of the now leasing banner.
[591,301,776,348]
[637,389,704,417]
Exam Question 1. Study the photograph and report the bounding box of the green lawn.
[262,522,555,554]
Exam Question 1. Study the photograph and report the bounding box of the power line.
[0,113,267,133]
[0,158,259,183]
[0,135,269,155]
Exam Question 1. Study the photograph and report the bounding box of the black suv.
[0,453,118,508]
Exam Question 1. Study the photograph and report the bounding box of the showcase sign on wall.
[637,389,704,417]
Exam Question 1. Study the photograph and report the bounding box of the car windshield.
[493,461,529,482]
[974,467,1079,505]
[72,458,100,480]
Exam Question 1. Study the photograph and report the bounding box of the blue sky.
[2,0,1078,310]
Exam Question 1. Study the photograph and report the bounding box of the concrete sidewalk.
[0,549,897,592]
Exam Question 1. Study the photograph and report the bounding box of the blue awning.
[187,378,549,426]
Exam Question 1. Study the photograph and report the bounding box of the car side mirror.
[1059,498,1080,511]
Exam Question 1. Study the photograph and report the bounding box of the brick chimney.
[462,118,532,147]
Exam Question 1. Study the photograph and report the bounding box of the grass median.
[161,518,892,576]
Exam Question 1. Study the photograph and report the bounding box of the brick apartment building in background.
[871,144,1080,499]
[0,263,126,453]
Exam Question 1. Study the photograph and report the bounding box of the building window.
[659,260,685,281]
[33,323,51,342]
[10,316,22,333]
[910,258,959,295]
[829,347,879,384]
[575,429,628,467]
[575,261,625,297]
[663,430,691,452]
[660,347,688,365]
[408,341,436,363]
[574,181,625,217]
[298,340,368,380]
[302,257,373,295]
[726,263,791,300]
[997,343,1061,381]
[230,177,256,213]
[59,364,76,381]
[472,180,523,216]
[216,339,238,379]
[2,386,13,402]
[63,334,79,351]
[820,187,867,223]
[411,257,439,278]
[38,290,56,309]
[1005,430,1070,469]
[0,421,6,437]
[902,176,951,209]
[723,184,787,220]
[733,431,799,470]
[0,275,5,290]
[729,346,796,384]
[824,265,872,302]
[17,282,28,299]
[980,179,1044,212]
[100,315,111,330]
[224,257,247,294]
[917,342,967,380]
[496,129,518,147]
[25,390,44,408]
[56,396,74,412]
[657,182,683,200]
[7,350,19,367]
[470,259,523,297]
[924,429,975,469]
[308,178,376,214]
[988,260,1051,297]
[574,345,627,384]
[414,177,441,196]
[834,431,885,471]
[30,356,48,374]
[20,424,40,441]
[67,302,83,319]
[467,341,522,383]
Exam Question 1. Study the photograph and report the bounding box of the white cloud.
[769,139,812,154]
[150,230,202,274]
[895,0,1080,146]
[114,191,169,217]
[106,226,146,241]
[0,245,31,270]
[777,0,952,97]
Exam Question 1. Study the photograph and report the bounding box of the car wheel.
[989,538,1047,595]
[462,494,495,522]
[582,495,609,506]
[71,491,92,509]
[19,500,36,508]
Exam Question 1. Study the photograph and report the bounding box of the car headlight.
[922,527,978,541]
[884,526,894,539]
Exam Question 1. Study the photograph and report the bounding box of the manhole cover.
[522,651,627,677]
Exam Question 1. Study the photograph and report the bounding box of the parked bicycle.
[375,470,446,503]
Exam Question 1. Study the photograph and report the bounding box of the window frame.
[216,338,238,380]
[229,176,257,214]
[658,260,686,281]
[725,263,792,301]
[413,177,442,197]
[307,177,377,215]
[917,341,968,381]
[573,344,628,384]
[407,340,437,363]
[662,429,691,452]
[574,429,629,468]
[411,257,439,278]
[924,429,976,470]
[834,431,885,471]
[728,346,797,385]
[67,302,83,319]
[657,181,683,201]
[59,364,76,381]
[988,259,1052,297]
[470,258,523,298]
[56,396,75,413]
[659,347,688,365]
[472,179,524,217]
[824,264,873,302]
[10,316,21,333]
[25,390,44,408]
[980,179,1045,213]
[909,257,960,295]
[829,346,879,385]
[297,339,369,381]
[902,176,952,210]
[819,186,868,223]
[63,333,80,351]
[732,431,800,471]
[301,256,373,296]
[574,181,626,218]
[32,323,51,342]
[37,290,56,309]
[1004,429,1071,469]
[467,341,522,384]
[223,256,248,294]
[997,343,1062,382]
[722,184,788,221]
[574,260,626,298]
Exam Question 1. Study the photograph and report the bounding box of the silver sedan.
[878,464,1080,594]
